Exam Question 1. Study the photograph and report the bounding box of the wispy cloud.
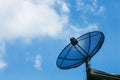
[0,41,7,69]
[57,0,70,13]
[63,24,98,39]
[25,52,42,70]
[60,0,105,39]
[0,60,7,69]
[34,55,42,70]
[76,0,105,15]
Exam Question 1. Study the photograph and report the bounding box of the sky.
[0,0,120,80]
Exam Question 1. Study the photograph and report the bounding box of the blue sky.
[0,0,120,80]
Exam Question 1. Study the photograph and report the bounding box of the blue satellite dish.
[56,31,104,69]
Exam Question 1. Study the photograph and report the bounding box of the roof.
[89,68,120,80]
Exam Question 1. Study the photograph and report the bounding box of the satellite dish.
[56,31,119,80]
[56,31,104,70]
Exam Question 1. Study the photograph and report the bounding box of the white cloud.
[34,55,42,70]
[0,0,69,41]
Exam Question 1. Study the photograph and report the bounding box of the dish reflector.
[56,31,104,69]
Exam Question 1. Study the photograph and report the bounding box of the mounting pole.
[86,61,90,80]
